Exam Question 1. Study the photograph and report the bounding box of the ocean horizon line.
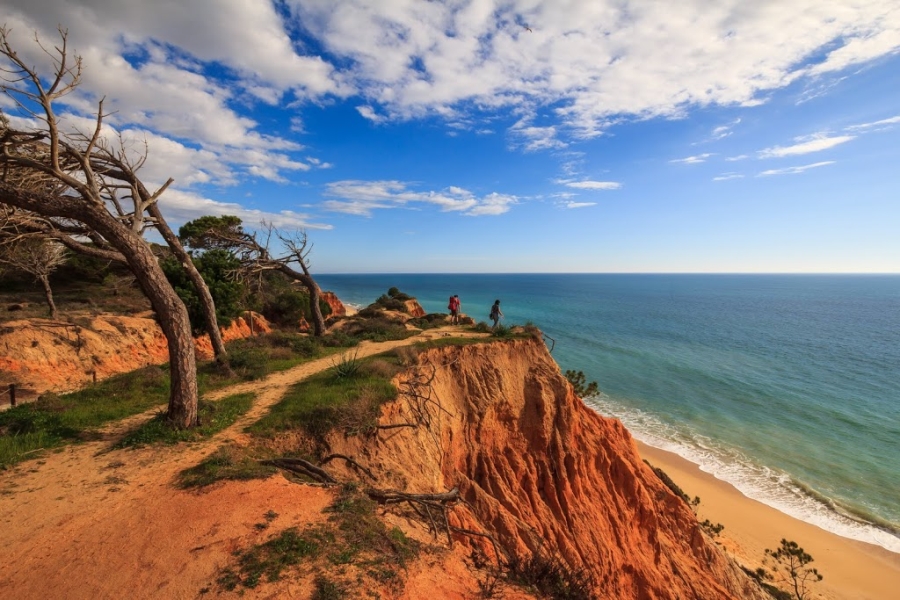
[319,271,900,276]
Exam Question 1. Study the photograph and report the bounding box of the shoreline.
[637,441,900,600]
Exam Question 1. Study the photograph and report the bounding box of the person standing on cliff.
[448,295,461,324]
[490,299,503,330]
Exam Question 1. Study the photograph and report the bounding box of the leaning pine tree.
[0,27,200,427]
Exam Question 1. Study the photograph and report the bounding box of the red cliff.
[330,336,767,599]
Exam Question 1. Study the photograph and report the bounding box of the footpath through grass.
[179,352,403,489]
[0,328,379,469]
[115,392,255,449]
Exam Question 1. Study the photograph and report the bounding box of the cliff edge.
[328,336,767,599]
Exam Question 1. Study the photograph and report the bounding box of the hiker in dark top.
[490,299,503,330]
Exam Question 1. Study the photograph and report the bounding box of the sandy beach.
[638,442,900,600]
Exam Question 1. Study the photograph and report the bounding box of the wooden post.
[9,383,15,407]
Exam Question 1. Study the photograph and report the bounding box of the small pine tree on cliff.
[760,539,823,600]
[564,370,598,399]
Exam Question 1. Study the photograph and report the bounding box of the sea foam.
[586,394,900,555]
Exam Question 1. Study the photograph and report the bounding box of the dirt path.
[0,329,466,600]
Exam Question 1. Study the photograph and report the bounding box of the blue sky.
[3,1,899,273]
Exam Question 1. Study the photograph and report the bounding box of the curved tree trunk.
[148,204,228,364]
[276,262,326,336]
[121,238,198,427]
[39,273,57,319]
[0,182,199,427]
[305,277,326,337]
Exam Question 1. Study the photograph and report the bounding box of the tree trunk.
[148,204,228,363]
[122,236,198,428]
[297,261,326,337]
[39,273,57,319]
[275,263,325,336]
[0,182,199,427]
[307,280,326,336]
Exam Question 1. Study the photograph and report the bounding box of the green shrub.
[491,323,513,338]
[332,351,362,379]
[266,331,320,357]
[229,345,270,380]
[643,460,701,508]
[507,551,594,600]
[564,370,598,399]
[387,287,412,301]
[161,249,245,333]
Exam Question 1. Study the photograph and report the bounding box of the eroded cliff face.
[320,291,346,318]
[330,337,767,600]
[0,313,271,395]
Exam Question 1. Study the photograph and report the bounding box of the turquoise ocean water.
[316,274,900,553]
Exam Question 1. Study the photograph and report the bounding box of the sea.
[316,273,900,554]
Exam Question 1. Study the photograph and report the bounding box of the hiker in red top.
[448,294,461,324]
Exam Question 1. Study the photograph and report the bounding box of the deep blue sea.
[316,274,900,553]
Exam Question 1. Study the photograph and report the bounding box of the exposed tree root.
[260,457,337,484]
[318,453,377,481]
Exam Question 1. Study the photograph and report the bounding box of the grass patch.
[246,354,401,446]
[177,445,276,488]
[312,575,349,600]
[0,366,170,468]
[218,526,329,590]
[217,483,419,595]
[490,323,513,338]
[115,393,254,448]
[335,316,416,343]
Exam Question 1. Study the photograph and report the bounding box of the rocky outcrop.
[320,291,346,318]
[328,337,767,600]
[403,298,426,317]
[0,313,271,395]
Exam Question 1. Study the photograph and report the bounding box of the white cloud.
[357,105,387,124]
[565,202,597,208]
[710,119,741,141]
[561,180,622,190]
[671,153,715,165]
[845,115,900,131]
[3,0,899,154]
[726,154,750,162]
[158,189,332,231]
[713,173,745,181]
[758,133,855,158]
[758,161,836,176]
[509,117,566,151]
[322,181,517,217]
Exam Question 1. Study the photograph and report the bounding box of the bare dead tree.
[0,27,199,427]
[0,234,66,318]
[88,137,229,363]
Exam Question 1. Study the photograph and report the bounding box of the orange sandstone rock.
[320,291,346,318]
[0,312,271,395]
[326,337,767,600]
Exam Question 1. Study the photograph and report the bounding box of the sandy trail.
[0,330,459,600]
